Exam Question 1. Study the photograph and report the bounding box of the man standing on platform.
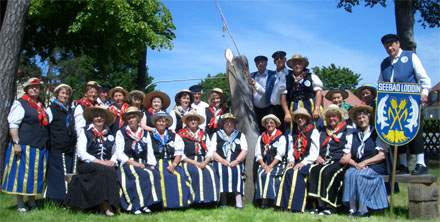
[250,55,276,132]
[379,34,432,175]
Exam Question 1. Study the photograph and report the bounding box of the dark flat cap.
[381,34,400,45]
[189,84,203,93]
[254,55,268,63]
[272,51,286,60]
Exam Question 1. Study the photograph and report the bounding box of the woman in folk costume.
[308,104,348,215]
[141,91,171,131]
[147,111,193,209]
[74,81,100,135]
[178,110,219,205]
[2,78,49,212]
[170,89,194,132]
[210,113,248,208]
[127,90,145,109]
[45,84,77,204]
[341,105,388,217]
[276,107,319,212]
[65,107,119,216]
[115,106,161,214]
[108,86,129,132]
[254,114,286,208]
[205,88,227,138]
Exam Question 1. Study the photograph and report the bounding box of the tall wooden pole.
[389,145,399,217]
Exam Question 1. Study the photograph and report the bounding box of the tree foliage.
[312,64,362,90]
[200,73,231,109]
[337,0,440,28]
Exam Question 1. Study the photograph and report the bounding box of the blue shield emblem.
[375,82,421,146]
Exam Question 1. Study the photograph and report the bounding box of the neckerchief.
[174,106,191,118]
[217,129,240,162]
[126,126,144,155]
[208,105,224,129]
[51,98,73,128]
[178,127,207,154]
[77,97,95,108]
[91,125,108,142]
[293,124,314,160]
[152,129,170,154]
[261,129,282,155]
[356,126,372,159]
[321,121,347,148]
[109,102,129,128]
[21,93,48,126]
[147,107,160,115]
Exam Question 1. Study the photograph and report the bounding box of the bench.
[383,174,439,220]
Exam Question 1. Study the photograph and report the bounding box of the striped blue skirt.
[158,159,193,209]
[276,164,311,212]
[255,164,284,201]
[118,163,162,211]
[343,167,388,210]
[2,144,48,195]
[183,162,219,204]
[213,161,245,195]
[308,161,346,207]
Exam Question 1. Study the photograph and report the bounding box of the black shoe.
[353,212,370,217]
[411,164,428,175]
[396,164,409,174]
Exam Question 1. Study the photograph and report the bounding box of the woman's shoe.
[142,207,152,213]
[318,209,332,216]
[17,207,27,213]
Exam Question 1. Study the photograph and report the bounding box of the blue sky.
[148,0,439,103]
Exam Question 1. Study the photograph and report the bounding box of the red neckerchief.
[262,129,282,145]
[126,126,144,146]
[91,126,108,142]
[178,127,207,154]
[21,94,48,126]
[321,121,347,148]
[293,124,314,160]
[77,97,95,108]
[147,107,156,115]
[208,105,224,129]
[109,102,129,127]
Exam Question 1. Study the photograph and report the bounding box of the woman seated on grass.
[178,111,219,206]
[341,105,388,217]
[276,107,319,212]
[115,106,161,214]
[254,114,286,208]
[210,113,248,209]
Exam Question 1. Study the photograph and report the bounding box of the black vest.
[48,103,76,153]
[150,131,177,160]
[291,128,314,161]
[260,134,284,164]
[205,107,220,137]
[285,71,315,104]
[319,128,347,161]
[17,99,48,148]
[182,133,208,161]
[174,111,183,132]
[121,128,149,164]
[216,132,242,161]
[144,111,155,127]
[85,127,115,160]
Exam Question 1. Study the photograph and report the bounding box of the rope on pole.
[214,0,241,56]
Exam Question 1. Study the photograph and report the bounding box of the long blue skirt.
[276,164,311,212]
[308,161,346,207]
[158,159,193,209]
[45,151,75,201]
[255,164,284,201]
[343,167,388,210]
[2,144,48,195]
[213,161,245,195]
[118,163,162,211]
[183,162,219,204]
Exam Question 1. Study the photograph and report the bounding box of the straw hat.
[144,91,171,109]
[109,86,128,99]
[174,89,194,105]
[124,106,143,121]
[182,110,205,125]
[355,84,377,98]
[322,104,344,120]
[261,114,281,128]
[291,107,311,121]
[208,88,225,103]
[23,77,43,91]
[85,81,101,91]
[349,105,373,121]
[221,113,236,121]
[83,106,115,125]
[286,54,309,69]
[151,111,173,127]
[53,83,72,95]
[325,89,349,101]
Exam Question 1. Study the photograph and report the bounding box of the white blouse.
[209,132,248,162]
[76,125,117,163]
[74,105,86,136]
[115,128,156,166]
[7,100,26,129]
[286,129,320,165]
[254,131,286,162]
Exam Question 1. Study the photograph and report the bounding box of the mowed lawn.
[1,161,438,222]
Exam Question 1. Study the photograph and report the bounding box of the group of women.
[2,77,388,217]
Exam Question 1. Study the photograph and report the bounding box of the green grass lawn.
[1,162,438,222]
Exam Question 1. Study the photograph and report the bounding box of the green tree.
[337,0,439,51]
[200,73,231,108]
[313,64,362,90]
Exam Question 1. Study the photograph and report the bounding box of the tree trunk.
[0,0,7,28]
[136,48,147,91]
[0,0,30,183]
[394,0,416,51]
